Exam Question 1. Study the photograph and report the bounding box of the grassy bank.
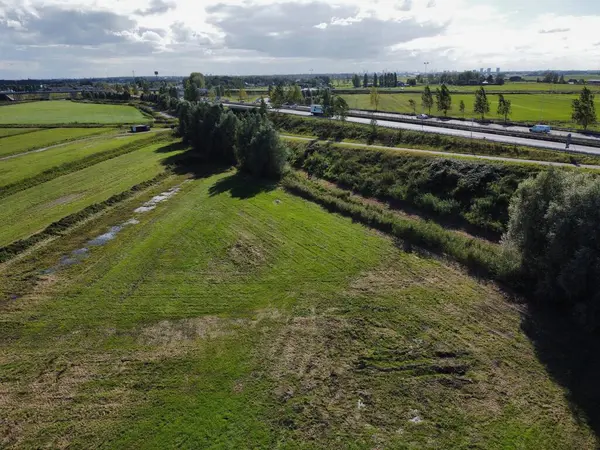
[288,140,540,236]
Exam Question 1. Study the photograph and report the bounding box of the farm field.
[0,100,147,125]
[0,170,595,448]
[335,82,600,93]
[0,127,114,158]
[0,132,164,187]
[0,128,40,138]
[340,92,597,127]
[0,138,180,247]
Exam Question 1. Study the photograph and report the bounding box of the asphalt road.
[359,110,600,142]
[255,107,600,156]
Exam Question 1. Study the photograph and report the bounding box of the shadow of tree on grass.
[208,172,277,199]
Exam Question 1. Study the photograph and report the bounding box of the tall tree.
[421,86,434,114]
[497,94,512,123]
[333,96,349,121]
[435,84,452,116]
[408,99,417,114]
[363,73,368,88]
[373,73,378,88]
[459,100,465,117]
[370,86,381,111]
[270,84,285,108]
[572,87,597,130]
[238,87,248,102]
[352,74,361,88]
[473,87,490,120]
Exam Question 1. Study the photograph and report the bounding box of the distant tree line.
[352,73,399,88]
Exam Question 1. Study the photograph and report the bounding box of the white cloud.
[0,0,600,78]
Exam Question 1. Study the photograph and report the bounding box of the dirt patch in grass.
[228,232,267,268]
[43,193,84,209]
[138,316,245,347]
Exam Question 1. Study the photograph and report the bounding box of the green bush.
[503,170,600,327]
[289,141,539,235]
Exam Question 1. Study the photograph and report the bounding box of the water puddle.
[39,184,183,275]
[134,186,181,213]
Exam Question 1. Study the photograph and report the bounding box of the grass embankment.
[0,100,147,125]
[0,132,170,190]
[0,127,115,158]
[271,113,600,165]
[0,171,595,448]
[0,139,181,247]
[340,92,599,129]
[288,141,540,236]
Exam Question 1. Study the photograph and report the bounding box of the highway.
[358,110,600,143]
[253,107,600,156]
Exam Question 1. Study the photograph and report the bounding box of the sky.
[1,0,600,79]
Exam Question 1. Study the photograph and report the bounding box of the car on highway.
[417,114,429,119]
[530,124,552,133]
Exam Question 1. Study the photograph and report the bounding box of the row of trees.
[177,101,288,178]
[81,90,132,101]
[411,85,597,128]
[352,73,399,88]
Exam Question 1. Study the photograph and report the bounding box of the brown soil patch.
[228,232,266,268]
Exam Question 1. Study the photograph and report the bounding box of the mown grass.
[0,132,169,188]
[0,127,115,158]
[0,139,181,247]
[340,92,599,129]
[0,170,594,448]
[0,101,146,125]
[336,82,600,93]
[0,128,40,138]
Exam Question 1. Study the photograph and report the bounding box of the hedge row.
[288,141,540,236]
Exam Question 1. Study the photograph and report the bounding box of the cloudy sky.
[1,0,599,79]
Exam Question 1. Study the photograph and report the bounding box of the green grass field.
[0,133,163,188]
[0,128,40,138]
[341,92,597,127]
[334,81,600,93]
[0,139,180,246]
[0,101,146,125]
[0,170,595,448]
[0,127,115,158]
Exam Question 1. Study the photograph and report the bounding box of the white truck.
[310,105,324,116]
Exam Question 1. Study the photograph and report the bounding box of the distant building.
[589,80,600,85]
[487,68,492,74]
[496,68,500,74]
